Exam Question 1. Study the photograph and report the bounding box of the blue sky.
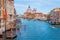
[14,0,60,14]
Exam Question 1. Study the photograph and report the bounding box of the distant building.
[27,6,32,13]
[34,13,48,20]
[24,6,36,19]
[49,8,60,24]
[47,14,50,21]
[23,6,48,20]
[34,13,42,20]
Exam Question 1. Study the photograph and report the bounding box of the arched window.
[9,14,12,19]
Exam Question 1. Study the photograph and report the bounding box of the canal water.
[16,18,60,40]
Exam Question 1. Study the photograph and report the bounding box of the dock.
[0,25,18,39]
[6,32,17,39]
[6,34,17,39]
[0,27,19,40]
[3,31,17,39]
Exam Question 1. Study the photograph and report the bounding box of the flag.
[3,13,8,20]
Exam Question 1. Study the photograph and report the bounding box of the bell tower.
[27,5,32,12]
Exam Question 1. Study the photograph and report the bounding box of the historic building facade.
[0,0,16,27]
[0,0,4,27]
[49,8,60,24]
[23,6,48,20]
[6,0,16,24]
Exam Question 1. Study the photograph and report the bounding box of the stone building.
[0,0,4,27]
[49,8,60,24]
[6,0,16,24]
[0,0,16,28]
[24,6,36,19]
[23,6,48,20]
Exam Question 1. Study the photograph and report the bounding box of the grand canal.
[15,18,60,40]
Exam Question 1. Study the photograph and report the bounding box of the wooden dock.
[0,28,18,38]
[0,30,17,39]
[4,31,17,39]
[6,34,17,39]
[0,25,18,39]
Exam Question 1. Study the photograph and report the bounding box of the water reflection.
[15,19,60,40]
